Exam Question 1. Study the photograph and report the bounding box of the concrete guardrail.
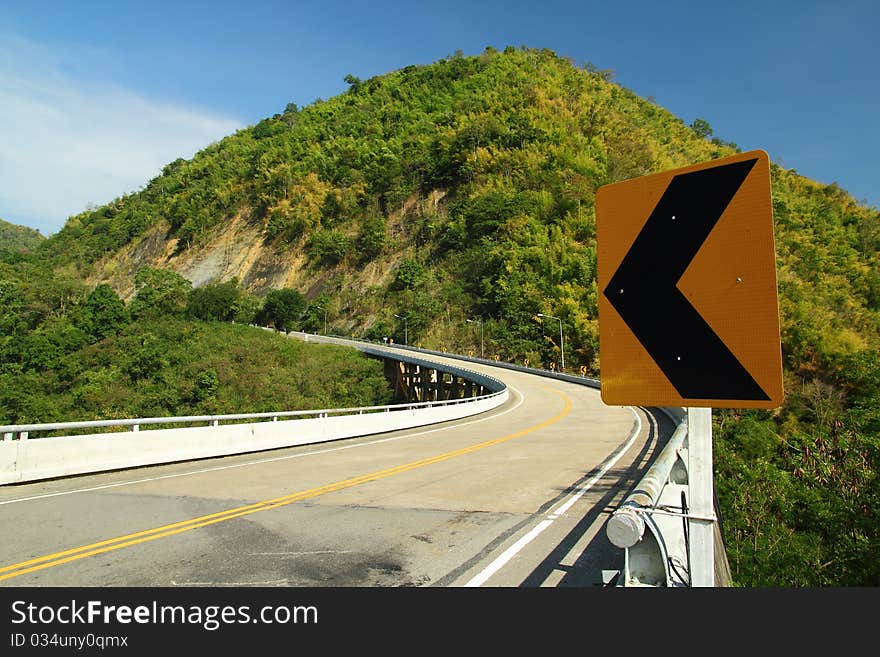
[0,342,508,485]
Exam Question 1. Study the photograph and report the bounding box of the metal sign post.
[687,406,714,587]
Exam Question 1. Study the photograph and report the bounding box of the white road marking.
[464,406,644,587]
[248,551,354,556]
[0,385,525,506]
[170,579,292,587]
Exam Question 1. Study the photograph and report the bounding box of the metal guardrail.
[0,393,506,441]
[606,416,689,546]
[605,413,691,586]
[605,406,731,587]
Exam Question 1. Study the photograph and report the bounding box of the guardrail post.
[688,407,715,587]
[131,425,139,432]
[2,432,12,441]
[606,415,689,586]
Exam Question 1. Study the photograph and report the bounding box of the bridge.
[0,332,729,587]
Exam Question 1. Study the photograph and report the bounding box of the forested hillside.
[0,259,393,431]
[3,46,878,585]
[0,218,44,254]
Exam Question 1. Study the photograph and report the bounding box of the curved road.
[0,351,675,587]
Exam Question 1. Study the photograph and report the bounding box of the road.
[0,353,675,587]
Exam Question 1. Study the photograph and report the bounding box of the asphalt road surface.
[0,353,675,587]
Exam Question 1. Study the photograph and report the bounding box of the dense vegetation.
[5,47,879,585]
[714,176,880,586]
[0,258,392,431]
[0,218,44,255]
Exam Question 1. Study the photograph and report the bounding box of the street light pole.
[466,318,484,359]
[537,312,564,371]
[315,305,327,335]
[394,314,408,345]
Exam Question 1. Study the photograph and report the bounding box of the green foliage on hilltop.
[7,46,880,585]
[34,46,751,371]
[0,218,45,255]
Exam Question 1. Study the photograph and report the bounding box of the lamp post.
[315,305,327,335]
[394,314,408,345]
[466,317,484,359]
[537,312,564,371]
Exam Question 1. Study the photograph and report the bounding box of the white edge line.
[0,385,525,507]
[464,406,643,587]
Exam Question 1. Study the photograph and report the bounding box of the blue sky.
[1,0,877,236]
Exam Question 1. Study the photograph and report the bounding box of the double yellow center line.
[1,388,571,582]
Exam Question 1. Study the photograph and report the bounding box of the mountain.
[14,46,880,585]
[0,218,44,254]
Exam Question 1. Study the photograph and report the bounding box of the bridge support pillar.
[378,355,487,404]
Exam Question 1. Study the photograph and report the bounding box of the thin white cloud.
[0,34,242,236]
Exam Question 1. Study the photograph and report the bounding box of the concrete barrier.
[0,392,507,485]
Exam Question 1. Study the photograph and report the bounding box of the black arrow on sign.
[604,158,770,401]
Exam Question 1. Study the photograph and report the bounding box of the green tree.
[0,278,25,339]
[187,279,241,322]
[392,258,427,290]
[344,73,363,93]
[233,291,263,325]
[307,229,351,265]
[122,332,170,382]
[356,215,386,261]
[260,288,306,333]
[129,268,192,319]
[690,117,714,139]
[192,368,219,402]
[81,283,129,342]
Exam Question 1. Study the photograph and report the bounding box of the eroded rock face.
[84,207,406,336]
[88,214,298,300]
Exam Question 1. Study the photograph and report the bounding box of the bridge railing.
[0,394,504,442]
[0,346,508,485]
